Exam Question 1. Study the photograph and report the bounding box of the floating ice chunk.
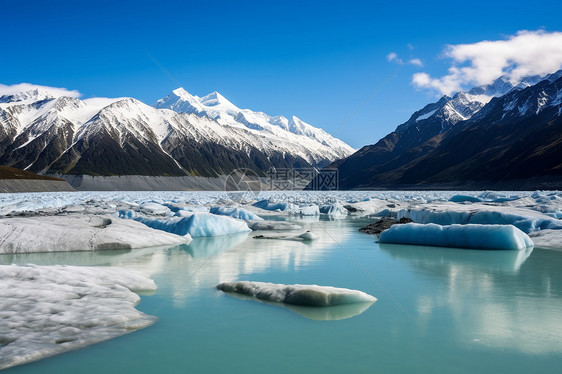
[297,231,319,241]
[0,215,191,254]
[133,212,251,237]
[246,220,302,231]
[379,223,533,250]
[344,199,394,216]
[209,206,263,221]
[398,202,562,233]
[449,195,482,203]
[140,202,172,216]
[0,264,157,370]
[288,205,320,216]
[319,202,348,217]
[253,199,297,212]
[253,231,319,241]
[216,281,376,306]
[528,229,562,250]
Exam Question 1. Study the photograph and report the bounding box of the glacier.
[216,281,376,306]
[379,223,534,250]
[0,264,157,370]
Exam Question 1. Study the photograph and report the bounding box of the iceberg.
[449,195,482,203]
[0,264,157,370]
[216,281,376,306]
[319,202,348,217]
[209,206,263,221]
[0,215,191,254]
[246,220,302,231]
[398,202,562,233]
[528,229,562,250]
[253,199,296,212]
[133,212,251,237]
[379,223,533,250]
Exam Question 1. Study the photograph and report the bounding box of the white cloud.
[387,52,423,67]
[0,83,81,98]
[386,52,400,63]
[412,30,562,96]
[408,58,423,67]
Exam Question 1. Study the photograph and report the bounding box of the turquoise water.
[2,216,562,373]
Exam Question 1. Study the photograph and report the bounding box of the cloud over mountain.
[0,83,81,99]
[412,30,562,95]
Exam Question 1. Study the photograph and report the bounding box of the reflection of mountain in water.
[379,243,562,354]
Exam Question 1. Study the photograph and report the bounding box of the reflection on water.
[379,243,562,354]
[185,232,249,258]
[222,292,375,321]
[379,243,534,272]
[3,216,562,373]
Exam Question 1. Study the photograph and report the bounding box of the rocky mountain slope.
[0,88,354,178]
[317,71,562,190]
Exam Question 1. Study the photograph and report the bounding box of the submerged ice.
[0,264,157,370]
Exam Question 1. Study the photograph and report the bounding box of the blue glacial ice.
[379,223,534,250]
[209,206,263,221]
[131,212,251,237]
[398,202,562,233]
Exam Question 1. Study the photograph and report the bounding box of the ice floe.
[0,264,157,370]
[216,281,376,306]
[253,231,319,242]
[0,215,191,254]
[131,212,251,237]
[209,206,263,221]
[379,223,533,250]
[246,220,302,231]
[398,202,562,233]
[528,229,562,250]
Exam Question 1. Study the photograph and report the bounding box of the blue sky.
[2,0,562,148]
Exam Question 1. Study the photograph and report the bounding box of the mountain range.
[0,88,354,179]
[317,70,562,190]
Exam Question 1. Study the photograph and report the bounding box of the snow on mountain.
[399,73,548,134]
[153,87,355,162]
[0,85,354,177]
[0,89,53,104]
[318,69,562,190]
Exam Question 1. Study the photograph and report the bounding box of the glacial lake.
[2,216,562,373]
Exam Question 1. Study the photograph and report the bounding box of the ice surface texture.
[0,215,191,254]
[209,206,263,221]
[398,203,562,233]
[132,212,251,237]
[0,264,157,370]
[379,223,533,250]
[216,281,376,306]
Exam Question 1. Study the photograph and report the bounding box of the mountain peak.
[0,88,53,104]
[199,91,235,108]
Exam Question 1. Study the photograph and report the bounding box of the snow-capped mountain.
[0,87,354,178]
[315,70,562,189]
[154,88,353,157]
